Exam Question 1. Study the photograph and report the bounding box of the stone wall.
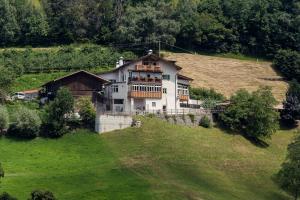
[95,114,133,133]
[156,112,213,126]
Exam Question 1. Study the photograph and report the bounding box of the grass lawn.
[0,118,295,200]
[12,72,68,92]
[11,66,112,92]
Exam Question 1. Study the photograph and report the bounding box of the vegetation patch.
[0,118,295,200]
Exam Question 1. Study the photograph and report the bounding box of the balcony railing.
[179,95,189,101]
[128,91,162,99]
[128,77,162,83]
[135,65,162,72]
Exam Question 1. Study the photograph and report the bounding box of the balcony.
[128,77,162,84]
[179,95,189,101]
[135,65,162,72]
[128,91,162,99]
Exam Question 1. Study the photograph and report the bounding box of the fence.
[97,108,225,116]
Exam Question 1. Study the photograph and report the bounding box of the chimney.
[119,56,124,66]
[116,61,119,68]
[148,49,153,55]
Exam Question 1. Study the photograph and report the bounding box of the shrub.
[0,193,17,200]
[145,113,155,118]
[172,115,177,123]
[188,114,195,123]
[7,107,41,139]
[76,97,96,130]
[41,87,74,138]
[200,115,212,128]
[29,190,56,200]
[181,114,186,122]
[220,87,279,140]
[164,114,170,121]
[0,106,9,134]
[202,99,218,109]
[281,80,300,126]
[190,87,225,101]
[276,133,300,200]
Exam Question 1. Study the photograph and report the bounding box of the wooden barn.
[41,70,109,100]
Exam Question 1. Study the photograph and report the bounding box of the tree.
[0,67,16,102]
[29,190,56,200]
[276,133,300,200]
[19,4,49,45]
[0,106,9,134]
[281,80,300,125]
[7,107,41,139]
[115,2,180,45]
[199,115,212,128]
[41,87,74,138]
[220,87,279,140]
[76,97,96,130]
[273,50,300,81]
[0,0,20,45]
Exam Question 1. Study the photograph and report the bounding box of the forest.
[0,0,299,57]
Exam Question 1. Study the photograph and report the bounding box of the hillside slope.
[165,53,288,101]
[0,118,294,200]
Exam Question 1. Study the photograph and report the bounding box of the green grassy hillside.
[0,118,295,200]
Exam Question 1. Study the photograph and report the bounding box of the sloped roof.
[177,74,194,81]
[99,54,182,74]
[42,70,109,87]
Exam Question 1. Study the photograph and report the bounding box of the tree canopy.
[220,87,279,140]
[0,0,298,57]
[276,133,300,200]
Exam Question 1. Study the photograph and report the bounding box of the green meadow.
[0,118,295,200]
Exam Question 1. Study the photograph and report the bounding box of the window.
[152,102,156,107]
[162,74,170,80]
[163,88,167,94]
[112,85,118,93]
[114,99,124,104]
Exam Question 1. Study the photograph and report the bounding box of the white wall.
[95,114,133,133]
[145,99,162,110]
[160,60,178,111]
[99,58,188,112]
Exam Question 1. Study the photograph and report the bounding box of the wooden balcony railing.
[179,95,189,101]
[135,65,162,72]
[128,91,162,99]
[128,77,162,83]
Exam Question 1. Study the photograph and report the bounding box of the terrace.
[128,84,162,99]
[128,71,162,84]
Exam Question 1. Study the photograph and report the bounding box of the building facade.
[41,70,109,101]
[98,52,193,113]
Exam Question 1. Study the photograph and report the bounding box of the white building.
[98,51,194,114]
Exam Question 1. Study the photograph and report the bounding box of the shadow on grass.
[214,121,270,148]
[3,134,35,142]
[242,135,269,148]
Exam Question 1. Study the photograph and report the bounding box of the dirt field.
[165,53,288,101]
